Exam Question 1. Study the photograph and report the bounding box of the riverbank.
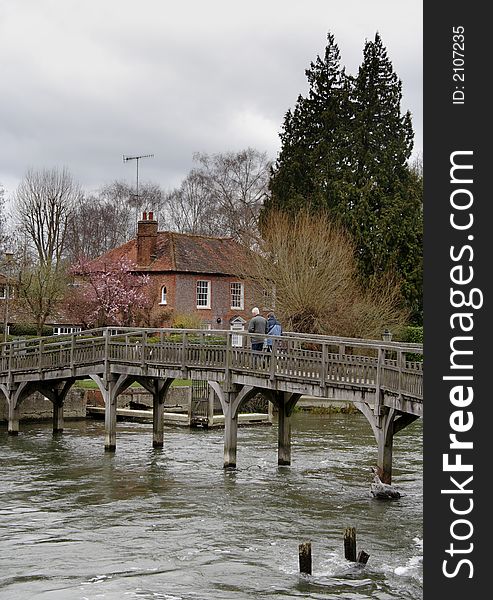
[0,386,356,425]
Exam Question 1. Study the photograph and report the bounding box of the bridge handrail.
[0,326,423,355]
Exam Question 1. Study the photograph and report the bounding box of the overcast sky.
[0,0,422,198]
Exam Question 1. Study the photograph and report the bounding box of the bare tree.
[64,180,166,261]
[0,183,9,252]
[410,151,423,178]
[241,210,408,338]
[66,192,133,260]
[165,170,223,235]
[14,167,81,333]
[15,167,80,267]
[194,148,271,244]
[164,149,271,243]
[99,180,165,237]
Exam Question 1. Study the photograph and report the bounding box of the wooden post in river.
[299,541,312,574]
[344,527,357,562]
[344,527,370,565]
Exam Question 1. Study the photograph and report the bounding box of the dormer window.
[160,285,167,305]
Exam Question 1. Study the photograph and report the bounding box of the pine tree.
[263,32,423,323]
[266,32,349,214]
[343,33,422,321]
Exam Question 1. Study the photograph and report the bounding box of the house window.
[196,280,211,309]
[230,282,244,310]
[0,284,13,299]
[160,285,167,305]
[53,326,82,336]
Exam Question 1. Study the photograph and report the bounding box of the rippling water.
[0,412,422,599]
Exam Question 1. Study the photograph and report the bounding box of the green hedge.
[400,325,423,361]
[402,325,423,345]
[6,323,54,337]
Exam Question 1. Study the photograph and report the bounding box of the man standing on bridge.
[248,307,267,351]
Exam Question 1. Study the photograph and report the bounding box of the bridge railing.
[0,327,423,401]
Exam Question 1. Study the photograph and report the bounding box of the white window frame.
[230,282,244,310]
[0,284,13,300]
[53,326,82,336]
[160,285,167,305]
[196,280,211,309]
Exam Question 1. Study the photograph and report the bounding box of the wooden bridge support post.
[207,385,215,428]
[135,376,175,448]
[104,381,118,452]
[376,408,394,484]
[7,397,19,436]
[209,382,257,469]
[1,381,32,436]
[277,392,301,466]
[39,380,75,435]
[151,379,173,448]
[153,393,164,447]
[357,400,395,484]
[52,398,64,434]
[223,400,239,468]
[91,373,131,452]
[278,399,291,465]
[356,401,420,484]
[264,391,301,466]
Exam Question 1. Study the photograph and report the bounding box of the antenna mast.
[123,153,154,233]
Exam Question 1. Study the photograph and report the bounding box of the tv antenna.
[123,153,154,232]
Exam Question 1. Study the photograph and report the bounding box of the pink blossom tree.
[67,257,153,328]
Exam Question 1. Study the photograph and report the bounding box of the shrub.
[401,325,423,344]
[7,323,54,337]
[172,313,203,330]
[400,325,423,361]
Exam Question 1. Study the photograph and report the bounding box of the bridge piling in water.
[52,399,64,434]
[276,392,301,466]
[277,400,291,465]
[223,403,239,468]
[7,397,19,435]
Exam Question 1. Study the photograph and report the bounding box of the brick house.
[90,212,258,334]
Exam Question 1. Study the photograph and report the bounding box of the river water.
[0,412,422,600]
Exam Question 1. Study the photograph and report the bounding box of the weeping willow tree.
[241,210,408,338]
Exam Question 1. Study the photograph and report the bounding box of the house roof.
[91,231,247,276]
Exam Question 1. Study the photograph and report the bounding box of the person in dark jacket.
[248,307,267,351]
[265,312,282,351]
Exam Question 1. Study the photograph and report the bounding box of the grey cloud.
[0,0,422,195]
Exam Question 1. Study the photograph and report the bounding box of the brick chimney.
[137,211,158,266]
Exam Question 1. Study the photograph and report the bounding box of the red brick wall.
[137,219,158,266]
[146,272,261,328]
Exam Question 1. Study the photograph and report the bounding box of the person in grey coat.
[248,307,267,351]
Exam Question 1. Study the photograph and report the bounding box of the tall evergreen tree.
[343,33,421,320]
[264,32,423,323]
[266,32,350,213]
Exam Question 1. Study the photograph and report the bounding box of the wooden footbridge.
[0,327,423,483]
